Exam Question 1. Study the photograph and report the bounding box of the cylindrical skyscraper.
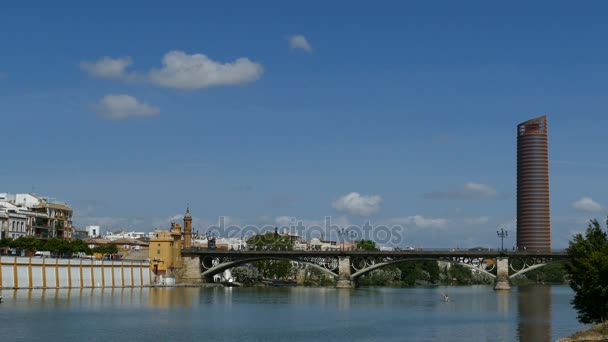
[517,115,551,251]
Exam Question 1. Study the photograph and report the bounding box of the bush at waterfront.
[564,218,608,324]
[357,262,493,287]
[510,263,569,286]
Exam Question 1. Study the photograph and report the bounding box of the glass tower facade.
[516,115,551,251]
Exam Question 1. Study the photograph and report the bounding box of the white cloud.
[275,216,294,226]
[465,216,491,225]
[332,192,383,216]
[289,35,313,53]
[95,94,159,120]
[80,56,135,80]
[423,182,498,200]
[464,182,497,197]
[274,216,325,229]
[148,50,263,89]
[73,215,145,232]
[389,215,448,229]
[573,197,603,213]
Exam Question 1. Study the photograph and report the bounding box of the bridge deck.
[182,248,567,258]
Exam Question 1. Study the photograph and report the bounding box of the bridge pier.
[336,256,355,288]
[179,256,204,284]
[494,257,511,290]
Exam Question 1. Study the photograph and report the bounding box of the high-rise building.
[516,115,551,250]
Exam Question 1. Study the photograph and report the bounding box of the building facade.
[31,200,73,240]
[0,201,31,240]
[86,225,100,238]
[149,223,183,276]
[516,115,551,251]
[0,193,74,240]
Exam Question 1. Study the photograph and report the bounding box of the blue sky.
[1,1,607,248]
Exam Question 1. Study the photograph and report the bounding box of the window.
[157,250,160,254]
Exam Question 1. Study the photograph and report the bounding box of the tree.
[247,232,293,251]
[302,267,336,287]
[92,244,118,255]
[356,240,377,251]
[252,259,293,279]
[70,240,92,255]
[246,232,294,280]
[231,266,260,284]
[0,237,12,247]
[448,264,474,285]
[40,238,72,257]
[564,218,608,324]
[10,236,41,253]
[358,267,402,286]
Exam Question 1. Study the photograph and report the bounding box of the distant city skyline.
[2,1,607,249]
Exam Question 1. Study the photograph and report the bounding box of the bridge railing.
[183,246,567,253]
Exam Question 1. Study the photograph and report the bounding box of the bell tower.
[183,206,192,249]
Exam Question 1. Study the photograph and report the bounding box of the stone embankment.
[557,322,608,342]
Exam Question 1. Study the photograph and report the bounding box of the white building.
[0,193,74,240]
[103,231,147,241]
[86,225,100,237]
[309,238,340,251]
[0,201,31,240]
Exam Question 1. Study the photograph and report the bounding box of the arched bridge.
[180,249,569,289]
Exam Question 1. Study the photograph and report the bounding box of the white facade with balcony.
[0,201,31,240]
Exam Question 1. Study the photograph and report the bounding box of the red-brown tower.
[517,115,551,250]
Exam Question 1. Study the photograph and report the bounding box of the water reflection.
[518,285,552,342]
[1,287,152,308]
[0,286,580,342]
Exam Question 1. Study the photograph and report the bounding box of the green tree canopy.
[10,236,41,252]
[231,266,260,284]
[246,231,295,279]
[1,237,13,247]
[70,240,92,254]
[356,240,377,251]
[92,244,118,255]
[247,231,294,251]
[565,218,608,324]
[40,238,72,256]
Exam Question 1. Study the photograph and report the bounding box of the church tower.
[183,206,192,249]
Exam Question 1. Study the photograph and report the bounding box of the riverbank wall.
[0,256,152,289]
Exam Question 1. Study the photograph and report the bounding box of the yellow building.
[150,223,183,276]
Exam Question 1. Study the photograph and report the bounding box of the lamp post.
[338,228,357,251]
[496,227,509,252]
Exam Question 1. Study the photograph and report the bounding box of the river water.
[0,285,584,342]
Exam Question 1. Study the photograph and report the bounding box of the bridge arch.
[201,256,338,281]
[509,259,567,279]
[350,257,497,280]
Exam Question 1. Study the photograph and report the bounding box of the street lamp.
[338,228,356,250]
[496,227,509,252]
